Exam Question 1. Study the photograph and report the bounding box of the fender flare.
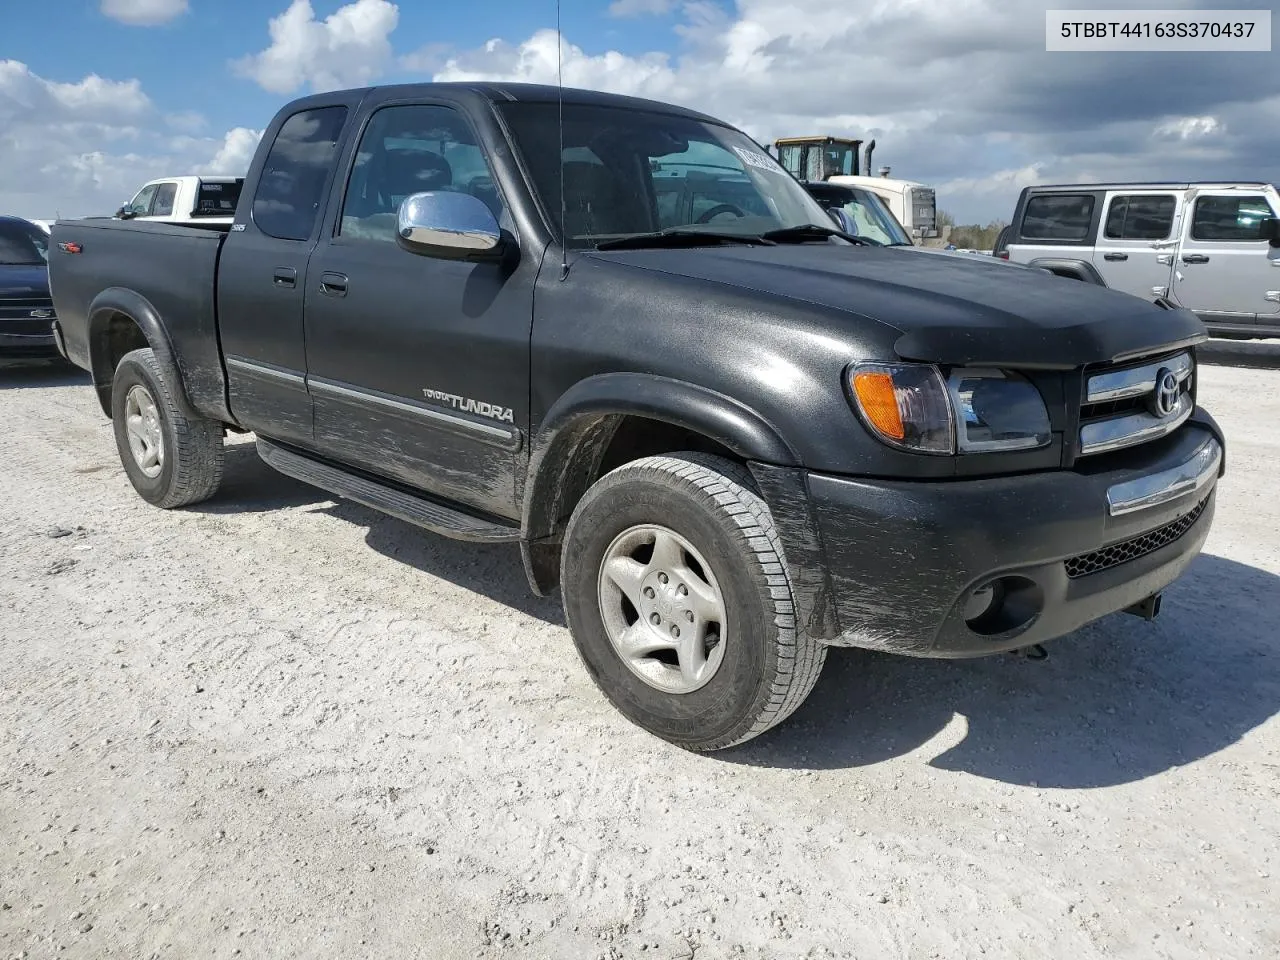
[1027,257,1108,287]
[520,372,799,546]
[86,287,197,419]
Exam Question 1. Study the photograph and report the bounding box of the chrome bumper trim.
[1106,435,1222,517]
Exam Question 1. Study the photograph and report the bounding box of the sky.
[1,0,1277,222]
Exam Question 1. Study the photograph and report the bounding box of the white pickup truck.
[116,176,244,226]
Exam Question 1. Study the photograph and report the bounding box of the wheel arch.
[519,373,800,595]
[86,288,196,419]
[1027,257,1107,286]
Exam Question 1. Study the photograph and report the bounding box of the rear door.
[302,96,535,519]
[216,99,356,443]
[1092,190,1180,299]
[1005,190,1102,267]
[1171,190,1280,323]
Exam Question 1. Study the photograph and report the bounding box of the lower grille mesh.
[1065,496,1209,579]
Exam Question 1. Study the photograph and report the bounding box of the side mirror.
[116,203,136,220]
[396,192,504,261]
[1259,217,1280,247]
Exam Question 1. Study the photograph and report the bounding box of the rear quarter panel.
[49,218,229,420]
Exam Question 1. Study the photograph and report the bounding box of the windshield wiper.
[759,223,875,246]
[593,229,776,251]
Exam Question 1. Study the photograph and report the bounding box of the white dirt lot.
[1,361,1277,960]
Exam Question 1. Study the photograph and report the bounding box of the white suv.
[997,182,1280,339]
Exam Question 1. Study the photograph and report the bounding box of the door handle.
[273,267,296,288]
[1156,254,1173,265]
[1181,254,1210,264]
[1103,252,1128,262]
[319,272,348,297]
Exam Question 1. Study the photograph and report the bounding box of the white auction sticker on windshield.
[733,146,784,174]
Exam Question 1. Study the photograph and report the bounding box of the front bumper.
[764,411,1224,658]
[0,330,61,359]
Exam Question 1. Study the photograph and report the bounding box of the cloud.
[233,0,399,95]
[0,60,254,219]
[203,128,264,175]
[1153,116,1222,141]
[426,0,1280,221]
[100,0,189,26]
[608,0,675,17]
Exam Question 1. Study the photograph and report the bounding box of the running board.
[256,438,521,543]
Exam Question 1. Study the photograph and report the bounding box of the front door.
[1171,190,1280,321]
[216,103,352,443]
[302,99,535,520]
[1091,191,1180,300]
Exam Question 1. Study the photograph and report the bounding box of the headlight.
[848,362,954,455]
[848,363,1051,455]
[946,368,1051,452]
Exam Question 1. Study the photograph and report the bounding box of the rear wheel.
[110,347,224,508]
[561,453,826,751]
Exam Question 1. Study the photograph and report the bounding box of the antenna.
[557,0,569,280]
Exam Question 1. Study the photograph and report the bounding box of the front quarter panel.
[529,252,940,479]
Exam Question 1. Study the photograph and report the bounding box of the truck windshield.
[0,221,46,265]
[499,102,837,249]
[836,191,912,246]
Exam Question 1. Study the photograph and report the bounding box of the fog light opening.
[962,580,1003,622]
[964,575,1044,637]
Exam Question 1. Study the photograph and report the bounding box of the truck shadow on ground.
[724,553,1280,788]
[327,501,567,626]
[0,361,87,389]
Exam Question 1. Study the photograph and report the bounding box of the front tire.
[561,453,826,752]
[110,347,224,508]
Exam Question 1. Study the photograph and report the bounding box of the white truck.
[116,176,244,226]
[772,136,938,241]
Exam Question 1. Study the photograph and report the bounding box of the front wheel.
[560,453,826,752]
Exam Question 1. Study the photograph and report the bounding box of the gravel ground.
[1,361,1277,960]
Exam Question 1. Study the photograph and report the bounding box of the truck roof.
[283,81,726,126]
[1021,181,1275,192]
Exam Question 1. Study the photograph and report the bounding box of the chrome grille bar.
[1086,351,1193,403]
[1080,393,1193,455]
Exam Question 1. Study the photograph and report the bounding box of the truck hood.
[0,263,51,298]
[588,244,1204,367]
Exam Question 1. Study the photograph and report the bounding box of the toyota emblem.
[1152,368,1180,418]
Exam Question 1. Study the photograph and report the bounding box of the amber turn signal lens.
[852,371,905,440]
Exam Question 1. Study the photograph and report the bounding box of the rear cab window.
[195,180,243,217]
[1019,193,1096,242]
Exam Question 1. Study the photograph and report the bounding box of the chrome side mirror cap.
[396,191,504,261]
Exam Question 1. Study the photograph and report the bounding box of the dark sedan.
[1,216,60,361]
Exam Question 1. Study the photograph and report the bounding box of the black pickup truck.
[49,83,1226,751]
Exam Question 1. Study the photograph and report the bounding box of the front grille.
[1076,349,1194,457]
[0,297,54,310]
[1064,495,1209,579]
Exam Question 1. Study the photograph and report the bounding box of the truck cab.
[116,176,244,226]
[1003,182,1280,338]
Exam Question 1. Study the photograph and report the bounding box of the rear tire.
[561,453,825,752]
[110,347,224,508]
